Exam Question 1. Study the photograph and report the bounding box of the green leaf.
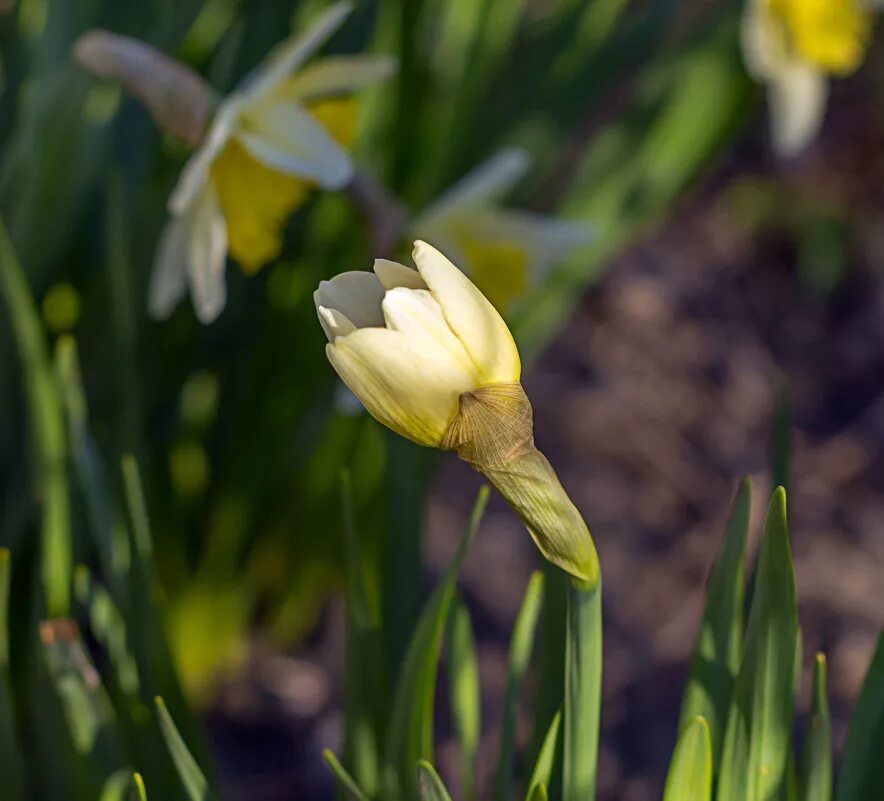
[0,550,23,801]
[835,633,884,801]
[323,749,371,801]
[154,696,217,801]
[529,785,550,801]
[663,716,712,801]
[526,711,561,801]
[562,577,603,801]
[798,654,831,801]
[417,761,454,801]
[132,773,147,801]
[0,216,71,616]
[447,597,480,801]
[100,770,148,801]
[341,470,385,796]
[384,486,489,801]
[494,570,545,801]
[717,487,799,801]
[41,619,126,776]
[679,477,750,769]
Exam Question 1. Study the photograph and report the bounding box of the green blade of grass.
[798,654,831,801]
[154,696,217,801]
[529,785,549,801]
[0,550,23,801]
[835,633,884,801]
[384,486,489,801]
[41,618,126,778]
[323,748,371,801]
[132,773,147,801]
[447,597,480,801]
[562,575,602,801]
[341,470,385,796]
[417,761,454,801]
[0,216,71,616]
[717,487,799,801]
[494,570,545,801]
[526,710,561,801]
[678,477,750,771]
[663,716,712,801]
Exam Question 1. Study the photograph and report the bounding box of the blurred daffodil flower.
[412,149,590,314]
[742,0,872,157]
[315,241,598,584]
[149,1,394,323]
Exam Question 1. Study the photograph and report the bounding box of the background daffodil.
[742,0,872,157]
[315,240,598,583]
[149,1,395,323]
[412,149,591,314]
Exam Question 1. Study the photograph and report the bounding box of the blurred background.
[0,0,882,799]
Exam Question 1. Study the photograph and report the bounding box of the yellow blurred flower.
[412,149,590,314]
[149,1,394,323]
[743,0,872,157]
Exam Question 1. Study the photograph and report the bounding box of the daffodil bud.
[315,241,599,584]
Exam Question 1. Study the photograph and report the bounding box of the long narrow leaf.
[835,633,884,801]
[494,570,545,801]
[154,696,217,801]
[323,748,371,801]
[526,711,561,801]
[663,716,712,801]
[679,477,750,769]
[798,654,831,801]
[717,487,798,801]
[447,597,480,801]
[0,216,71,616]
[417,761,454,801]
[562,576,602,801]
[384,486,489,801]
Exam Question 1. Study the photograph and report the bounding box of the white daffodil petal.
[169,99,242,215]
[740,0,784,80]
[186,186,228,323]
[412,240,520,384]
[148,215,190,319]
[283,55,397,101]
[769,62,828,157]
[381,288,479,379]
[313,270,386,329]
[239,102,353,187]
[318,305,357,341]
[328,326,475,446]
[240,1,353,102]
[373,258,427,290]
[415,148,531,228]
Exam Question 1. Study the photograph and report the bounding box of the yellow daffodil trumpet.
[315,240,599,585]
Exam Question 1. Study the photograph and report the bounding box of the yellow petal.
[457,237,529,313]
[210,138,311,273]
[411,240,520,385]
[307,96,357,151]
[373,258,427,290]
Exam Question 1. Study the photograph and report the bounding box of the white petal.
[414,148,530,229]
[740,0,784,81]
[381,288,479,381]
[411,240,520,384]
[240,1,353,102]
[238,102,353,187]
[373,258,426,290]
[327,325,475,447]
[148,215,190,319]
[169,98,242,215]
[313,270,385,330]
[317,305,357,341]
[186,186,229,323]
[769,63,828,158]
[282,55,397,101]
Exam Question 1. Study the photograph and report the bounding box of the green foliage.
[664,717,712,801]
[447,597,481,801]
[799,655,831,801]
[154,696,217,801]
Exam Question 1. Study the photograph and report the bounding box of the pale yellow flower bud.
[315,241,599,584]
